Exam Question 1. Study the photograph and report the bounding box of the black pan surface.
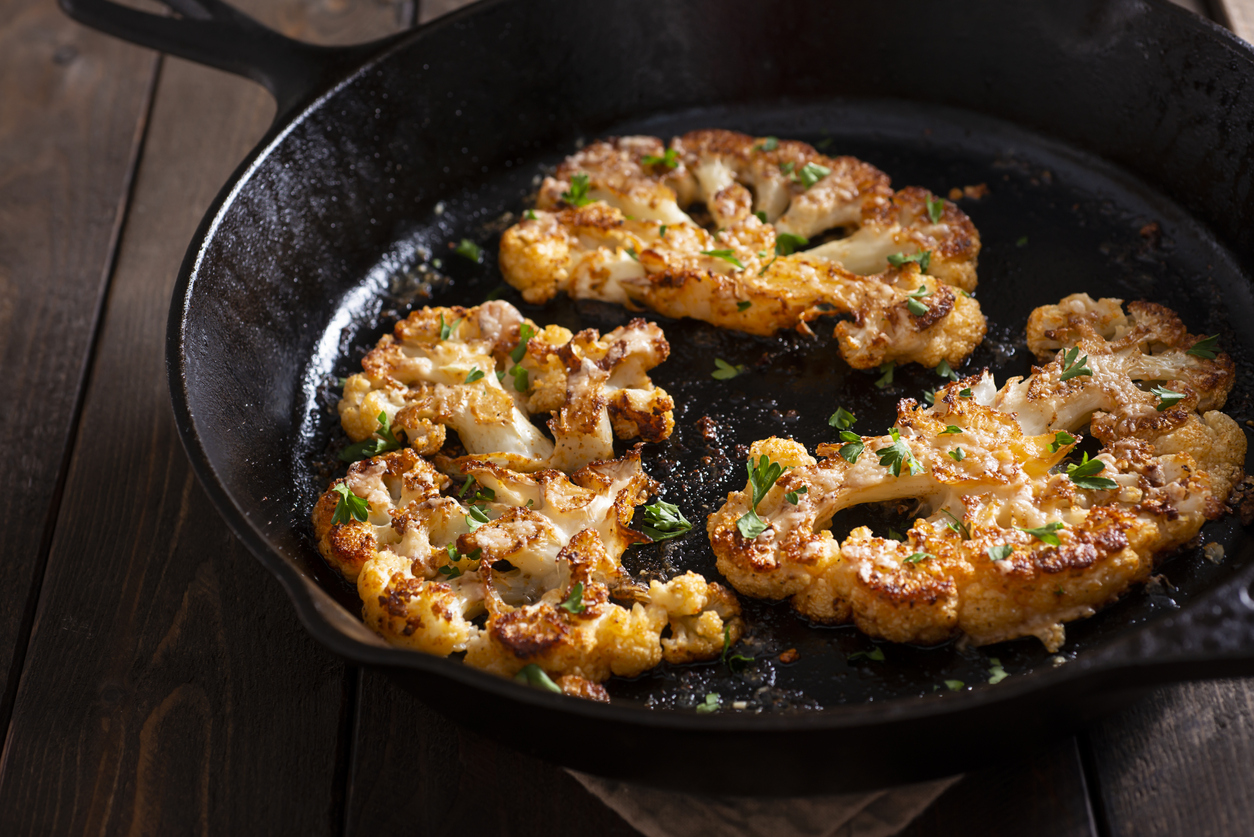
[61,0,1254,793]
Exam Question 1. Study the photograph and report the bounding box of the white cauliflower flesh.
[337,301,674,472]
[311,447,743,698]
[708,296,1244,652]
[498,129,985,370]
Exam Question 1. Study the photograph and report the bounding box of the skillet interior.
[170,0,1254,789]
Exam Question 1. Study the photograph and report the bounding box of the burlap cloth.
[570,770,959,837]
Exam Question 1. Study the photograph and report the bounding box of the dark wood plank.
[345,670,642,837]
[902,738,1097,837]
[1084,679,1254,837]
[0,1,405,834]
[0,0,156,726]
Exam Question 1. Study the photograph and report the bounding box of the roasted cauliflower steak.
[338,300,674,472]
[312,447,743,696]
[498,129,986,369]
[709,295,1244,651]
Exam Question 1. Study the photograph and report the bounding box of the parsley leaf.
[562,172,594,207]
[904,551,933,564]
[926,195,945,223]
[875,362,895,389]
[837,431,865,465]
[877,428,923,477]
[779,161,795,175]
[695,692,721,713]
[949,448,964,461]
[465,367,485,384]
[959,387,973,398]
[737,455,786,538]
[941,508,970,539]
[437,564,463,579]
[509,363,529,392]
[1151,385,1184,411]
[829,407,856,430]
[1186,335,1219,359]
[524,208,537,221]
[641,147,678,168]
[737,300,752,311]
[755,136,779,152]
[1066,452,1118,490]
[339,410,405,462]
[757,254,778,276]
[1059,346,1092,381]
[454,238,483,263]
[712,358,745,380]
[988,658,1009,685]
[438,313,463,341]
[330,483,370,525]
[640,500,692,541]
[940,425,962,435]
[1019,521,1065,546]
[848,647,885,662]
[906,285,932,316]
[775,232,809,255]
[514,664,561,693]
[936,359,959,381]
[659,224,668,237]
[737,508,767,539]
[559,581,586,614]
[509,323,536,365]
[887,529,905,542]
[887,250,932,271]
[944,679,965,691]
[701,249,746,269]
[796,161,831,188]
[753,211,768,224]
[721,624,754,672]
[1049,431,1076,453]
[785,486,808,504]
[987,544,1014,561]
[625,247,638,261]
[465,503,491,531]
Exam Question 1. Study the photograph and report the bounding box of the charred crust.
[491,607,568,659]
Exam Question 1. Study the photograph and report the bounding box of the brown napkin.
[570,770,959,837]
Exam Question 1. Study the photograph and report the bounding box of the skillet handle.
[58,0,373,116]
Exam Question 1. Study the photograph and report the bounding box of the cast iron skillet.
[62,0,1254,794]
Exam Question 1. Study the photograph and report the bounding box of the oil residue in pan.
[297,99,1254,711]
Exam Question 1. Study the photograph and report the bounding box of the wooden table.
[3,0,1254,834]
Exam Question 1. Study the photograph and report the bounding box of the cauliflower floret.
[337,301,674,472]
[709,297,1244,651]
[501,130,985,370]
[312,447,742,693]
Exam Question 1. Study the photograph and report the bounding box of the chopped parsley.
[779,161,795,175]
[509,323,536,365]
[701,249,745,269]
[737,300,752,311]
[444,542,482,564]
[464,367,485,384]
[757,254,778,276]
[1186,335,1219,359]
[625,247,638,261]
[454,238,483,263]
[837,431,865,464]
[785,486,808,504]
[936,359,959,381]
[524,209,537,220]
[904,551,933,564]
[940,425,962,435]
[987,544,1014,562]
[948,448,964,461]
[1019,521,1065,546]
[465,503,491,531]
[753,210,768,223]
[887,250,932,271]
[1066,452,1118,490]
[514,664,561,693]
[721,624,754,672]
[829,407,856,430]
[695,692,721,713]
[755,136,779,152]
[875,361,895,389]
[988,658,1009,685]
[641,147,678,168]
[944,679,965,691]
[1151,385,1184,411]
[905,285,932,316]
[712,358,746,380]
[848,647,885,662]
[941,509,970,539]
[658,224,668,237]
[330,483,369,525]
[887,529,905,542]
[1059,346,1092,381]
[1049,431,1076,453]
[775,232,809,255]
[736,455,787,539]
[438,313,463,341]
[877,428,923,477]
[959,387,973,398]
[509,364,529,392]
[437,564,463,579]
[926,195,945,223]
[559,581,586,614]
[339,410,405,461]
[639,500,692,541]
[795,161,831,188]
[562,172,594,207]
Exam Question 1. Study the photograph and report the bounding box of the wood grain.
[0,1,404,834]
[344,670,642,837]
[0,0,156,728]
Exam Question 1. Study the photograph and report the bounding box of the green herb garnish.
[755,136,779,152]
[712,358,746,380]
[875,362,895,389]
[438,313,463,341]
[559,581,586,614]
[695,692,721,713]
[737,300,752,312]
[524,209,537,220]
[904,551,933,564]
[1066,452,1118,490]
[829,407,856,430]
[701,249,746,269]
[454,238,483,263]
[949,448,964,461]
[753,211,767,223]
[330,483,369,525]
[906,285,932,316]
[640,500,692,541]
[877,428,923,477]
[1151,385,1184,411]
[944,679,965,691]
[775,232,809,255]
[936,359,959,381]
[926,195,945,223]
[465,503,491,531]
[848,647,885,662]
[465,367,485,384]
[795,161,831,188]
[1059,346,1092,382]
[1186,335,1219,359]
[1049,431,1076,453]
[988,658,1009,684]
[1019,521,1065,546]
[987,544,1014,562]
[514,664,561,693]
[736,455,787,539]
[562,172,594,207]
[641,147,679,168]
[837,431,865,465]
[339,410,405,461]
[940,425,962,435]
[941,508,970,539]
[785,486,808,504]
[887,250,932,271]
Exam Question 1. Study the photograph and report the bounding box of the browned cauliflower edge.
[708,296,1244,652]
[498,129,985,370]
